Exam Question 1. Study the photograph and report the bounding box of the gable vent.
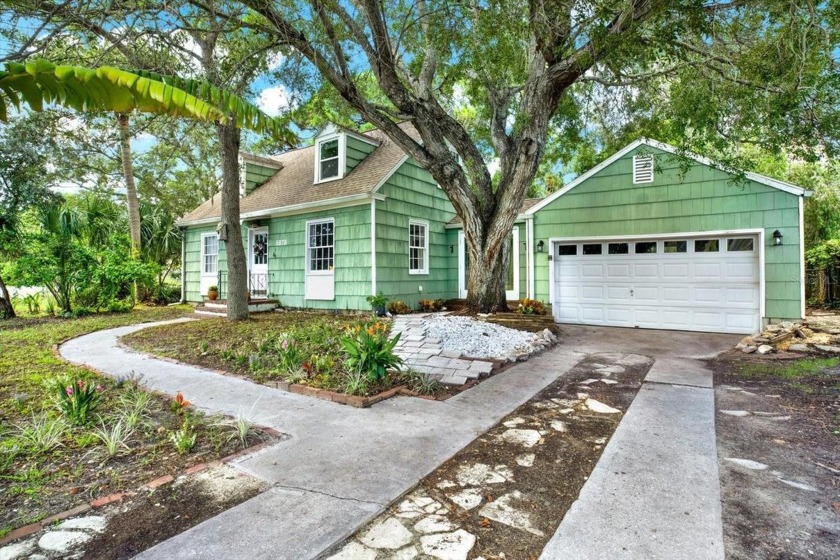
[632,154,654,184]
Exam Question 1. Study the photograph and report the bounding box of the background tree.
[224,0,839,311]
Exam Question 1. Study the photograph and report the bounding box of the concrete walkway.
[540,325,737,560]
[59,320,583,560]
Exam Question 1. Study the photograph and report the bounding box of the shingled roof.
[179,123,417,225]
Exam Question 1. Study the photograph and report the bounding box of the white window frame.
[306,218,335,276]
[408,219,429,275]
[314,134,345,184]
[632,154,654,184]
[201,233,219,275]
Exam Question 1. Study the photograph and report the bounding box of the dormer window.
[316,134,344,183]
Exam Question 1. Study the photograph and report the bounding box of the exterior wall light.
[536,240,545,253]
[773,230,783,246]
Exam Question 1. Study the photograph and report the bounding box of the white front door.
[248,227,269,298]
[305,219,335,300]
[458,228,520,300]
[200,233,219,296]
[551,234,761,334]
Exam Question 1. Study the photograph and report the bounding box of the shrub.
[52,377,103,425]
[387,300,412,315]
[15,414,67,453]
[366,291,389,316]
[516,298,546,315]
[341,322,403,382]
[418,299,444,312]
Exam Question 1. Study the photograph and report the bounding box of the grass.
[737,357,840,380]
[0,305,268,535]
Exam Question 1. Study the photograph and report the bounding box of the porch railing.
[217,271,273,300]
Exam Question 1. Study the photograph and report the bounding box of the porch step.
[196,298,279,315]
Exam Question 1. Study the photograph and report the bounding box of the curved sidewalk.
[60,319,583,560]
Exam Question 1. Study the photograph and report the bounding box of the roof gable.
[526,139,810,216]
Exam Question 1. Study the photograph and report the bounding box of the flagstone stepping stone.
[595,365,626,375]
[778,479,817,492]
[724,458,768,470]
[576,392,590,399]
[448,488,483,510]
[415,515,456,534]
[584,398,621,414]
[720,410,750,417]
[56,516,107,533]
[578,379,599,385]
[516,453,535,467]
[0,539,36,560]
[326,541,378,560]
[436,480,457,490]
[600,379,618,385]
[478,491,545,536]
[500,429,542,448]
[551,398,580,408]
[503,417,526,428]
[559,408,575,414]
[420,529,476,560]
[38,531,92,553]
[455,463,508,486]
[391,545,419,559]
[359,517,413,550]
[550,420,568,432]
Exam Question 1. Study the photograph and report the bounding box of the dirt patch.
[57,465,263,560]
[708,352,840,559]
[323,352,652,559]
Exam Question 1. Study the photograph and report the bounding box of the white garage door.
[552,235,761,334]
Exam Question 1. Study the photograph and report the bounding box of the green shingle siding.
[532,145,803,321]
[374,160,456,309]
[244,163,278,195]
[345,136,376,174]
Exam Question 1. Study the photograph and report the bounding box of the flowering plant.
[171,391,191,414]
[341,322,402,382]
[52,377,103,425]
[276,337,303,373]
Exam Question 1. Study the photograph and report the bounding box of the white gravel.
[424,316,538,359]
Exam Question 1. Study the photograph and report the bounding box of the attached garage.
[550,234,762,334]
[523,139,810,334]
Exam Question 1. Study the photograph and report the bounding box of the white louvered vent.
[632,154,654,184]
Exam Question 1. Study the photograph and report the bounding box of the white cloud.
[256,85,291,117]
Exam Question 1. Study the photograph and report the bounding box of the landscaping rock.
[424,316,537,359]
[757,344,775,354]
[815,344,840,353]
[788,344,812,353]
[56,516,107,533]
[720,410,750,417]
[391,545,420,559]
[359,517,413,550]
[515,453,535,467]
[478,491,545,536]
[778,479,818,492]
[37,530,92,553]
[414,516,456,534]
[420,529,476,560]
[724,458,769,470]
[741,345,758,354]
[549,420,568,432]
[455,463,508,486]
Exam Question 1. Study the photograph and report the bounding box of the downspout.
[180,227,187,304]
[526,217,535,300]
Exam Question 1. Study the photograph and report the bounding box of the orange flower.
[174,392,190,408]
[367,326,375,335]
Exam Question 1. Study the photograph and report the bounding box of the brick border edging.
[0,426,284,547]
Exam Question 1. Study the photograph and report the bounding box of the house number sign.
[275,239,288,246]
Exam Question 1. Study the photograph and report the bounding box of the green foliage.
[170,418,197,456]
[738,358,839,380]
[366,291,388,315]
[51,377,102,426]
[402,370,442,396]
[387,300,412,315]
[14,414,67,454]
[516,298,547,316]
[340,322,403,383]
[418,299,444,312]
[92,419,134,458]
[806,240,840,269]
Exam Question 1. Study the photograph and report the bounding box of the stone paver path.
[391,314,495,385]
[0,516,107,559]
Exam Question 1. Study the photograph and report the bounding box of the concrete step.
[196,298,279,315]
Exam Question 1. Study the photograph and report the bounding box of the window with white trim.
[632,154,654,184]
[317,137,341,182]
[202,234,219,274]
[408,220,428,274]
[307,220,334,272]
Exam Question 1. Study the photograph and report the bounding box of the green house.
[179,129,809,335]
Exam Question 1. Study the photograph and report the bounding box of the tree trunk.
[117,113,142,250]
[465,237,509,313]
[0,273,16,319]
[217,122,249,321]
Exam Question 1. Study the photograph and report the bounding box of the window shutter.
[632,154,654,184]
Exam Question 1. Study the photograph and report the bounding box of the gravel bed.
[425,315,539,359]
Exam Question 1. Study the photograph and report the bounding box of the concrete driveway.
[59,320,739,560]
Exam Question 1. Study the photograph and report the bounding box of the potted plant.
[366,291,389,317]
[207,286,219,301]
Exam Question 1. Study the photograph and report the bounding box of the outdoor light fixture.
[537,240,545,253]
[773,230,783,246]
[449,245,454,254]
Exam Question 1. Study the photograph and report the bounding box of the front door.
[458,227,520,300]
[305,219,335,300]
[248,227,269,298]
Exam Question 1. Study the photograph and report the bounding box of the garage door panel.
[553,235,760,334]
